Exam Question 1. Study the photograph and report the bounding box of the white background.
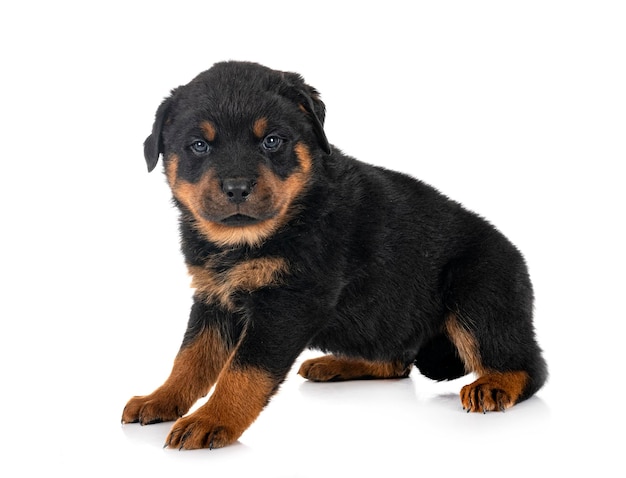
[1,1,624,476]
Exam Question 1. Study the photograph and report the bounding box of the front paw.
[122,391,188,425]
[165,412,242,450]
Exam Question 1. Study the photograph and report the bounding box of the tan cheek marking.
[165,154,179,189]
[173,180,201,216]
[294,142,313,173]
[166,153,198,210]
[252,117,268,139]
[273,141,313,217]
[201,121,216,141]
[168,161,222,231]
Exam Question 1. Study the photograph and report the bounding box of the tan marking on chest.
[188,257,288,309]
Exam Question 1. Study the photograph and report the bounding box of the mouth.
[218,214,262,226]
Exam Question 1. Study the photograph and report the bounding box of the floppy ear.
[280,73,331,155]
[297,88,331,155]
[143,92,175,172]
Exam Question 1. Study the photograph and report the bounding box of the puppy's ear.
[143,91,176,172]
[280,73,331,155]
[298,88,331,155]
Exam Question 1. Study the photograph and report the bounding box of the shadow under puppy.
[122,61,547,450]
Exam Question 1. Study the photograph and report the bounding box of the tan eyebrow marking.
[200,121,217,141]
[252,117,268,139]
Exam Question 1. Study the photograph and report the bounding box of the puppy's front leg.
[164,361,276,450]
[122,301,232,425]
[165,293,320,450]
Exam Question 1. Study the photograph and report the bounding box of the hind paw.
[298,355,410,381]
[460,371,529,413]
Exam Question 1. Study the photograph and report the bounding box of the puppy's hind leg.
[445,313,547,413]
[298,355,412,382]
[442,236,548,413]
[414,333,467,381]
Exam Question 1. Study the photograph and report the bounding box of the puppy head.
[143,61,331,248]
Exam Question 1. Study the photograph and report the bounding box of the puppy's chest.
[188,255,288,310]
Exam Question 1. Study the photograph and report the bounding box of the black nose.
[221,178,255,204]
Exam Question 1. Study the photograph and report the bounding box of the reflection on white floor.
[111,350,579,477]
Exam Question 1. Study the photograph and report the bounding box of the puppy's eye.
[262,135,282,152]
[190,140,210,155]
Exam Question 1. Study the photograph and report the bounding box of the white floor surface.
[1,1,625,477]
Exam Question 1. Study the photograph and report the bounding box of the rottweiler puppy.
[122,61,547,450]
